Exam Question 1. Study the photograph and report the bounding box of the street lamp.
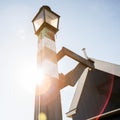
[32,6,60,35]
[32,6,62,120]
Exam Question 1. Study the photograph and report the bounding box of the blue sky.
[0,1,120,120]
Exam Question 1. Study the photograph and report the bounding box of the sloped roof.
[93,59,120,77]
[66,58,120,118]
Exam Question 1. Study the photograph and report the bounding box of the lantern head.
[32,6,60,35]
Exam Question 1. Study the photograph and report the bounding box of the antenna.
[82,48,94,63]
[82,48,89,59]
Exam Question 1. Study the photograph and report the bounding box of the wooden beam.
[57,47,94,68]
[59,63,87,88]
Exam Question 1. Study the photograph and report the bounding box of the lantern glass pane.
[33,10,44,32]
[45,9,58,29]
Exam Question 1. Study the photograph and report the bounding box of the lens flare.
[96,75,114,120]
[38,112,47,120]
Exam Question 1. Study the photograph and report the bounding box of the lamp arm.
[57,47,94,89]
[59,63,86,89]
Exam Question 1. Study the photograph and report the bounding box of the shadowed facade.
[66,59,120,120]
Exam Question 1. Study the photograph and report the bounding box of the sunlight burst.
[36,68,45,86]
[16,61,52,95]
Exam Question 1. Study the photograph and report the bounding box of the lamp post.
[32,6,62,120]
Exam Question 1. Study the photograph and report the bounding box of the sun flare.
[36,68,45,86]
[17,61,52,95]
